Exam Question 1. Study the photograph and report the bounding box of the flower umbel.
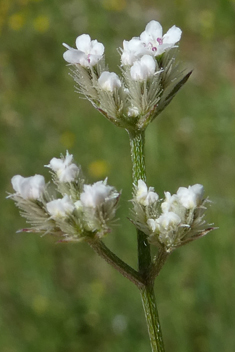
[132,180,214,252]
[9,153,120,242]
[63,20,192,132]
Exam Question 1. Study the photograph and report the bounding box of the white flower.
[147,211,181,235]
[11,174,45,200]
[147,218,159,233]
[136,180,159,206]
[98,71,121,92]
[121,37,145,66]
[46,195,75,218]
[130,55,156,81]
[161,191,179,213]
[177,184,204,209]
[80,180,117,208]
[45,152,79,182]
[157,212,181,231]
[63,34,104,67]
[140,20,182,56]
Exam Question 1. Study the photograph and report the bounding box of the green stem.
[128,130,151,275]
[128,130,146,184]
[140,285,165,352]
[128,129,165,352]
[147,249,170,284]
[87,239,145,289]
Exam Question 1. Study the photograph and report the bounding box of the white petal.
[90,40,105,56]
[136,180,148,198]
[75,34,91,52]
[58,164,79,182]
[12,175,45,199]
[64,152,74,167]
[126,37,142,51]
[163,25,182,44]
[121,51,135,66]
[158,212,181,230]
[140,30,150,43]
[146,191,159,204]
[190,184,204,205]
[63,49,85,64]
[47,157,64,172]
[145,20,163,38]
[177,187,197,209]
[147,218,158,233]
[46,195,74,218]
[140,55,156,73]
[154,43,172,56]
[81,181,113,208]
[11,175,24,194]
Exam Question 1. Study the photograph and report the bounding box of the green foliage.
[1,0,235,351]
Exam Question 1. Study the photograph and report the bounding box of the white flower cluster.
[63,20,191,131]
[121,20,181,81]
[132,180,212,252]
[9,152,120,242]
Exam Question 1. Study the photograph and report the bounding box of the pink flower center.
[157,38,163,45]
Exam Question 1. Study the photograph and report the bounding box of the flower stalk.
[140,285,165,352]
[87,238,145,288]
[128,129,165,352]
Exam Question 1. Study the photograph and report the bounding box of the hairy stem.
[128,130,165,352]
[147,249,170,284]
[140,285,165,352]
[87,239,145,289]
[128,130,151,275]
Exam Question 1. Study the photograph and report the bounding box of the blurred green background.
[1,0,235,351]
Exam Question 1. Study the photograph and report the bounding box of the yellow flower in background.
[101,0,126,12]
[60,131,75,149]
[33,15,49,33]
[9,13,25,31]
[88,160,110,178]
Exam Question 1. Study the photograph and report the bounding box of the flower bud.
[46,195,75,219]
[98,71,121,92]
[121,37,145,66]
[45,151,79,183]
[177,184,204,209]
[80,180,117,208]
[136,179,159,206]
[130,55,156,81]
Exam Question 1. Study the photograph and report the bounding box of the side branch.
[87,238,145,288]
[147,248,169,284]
